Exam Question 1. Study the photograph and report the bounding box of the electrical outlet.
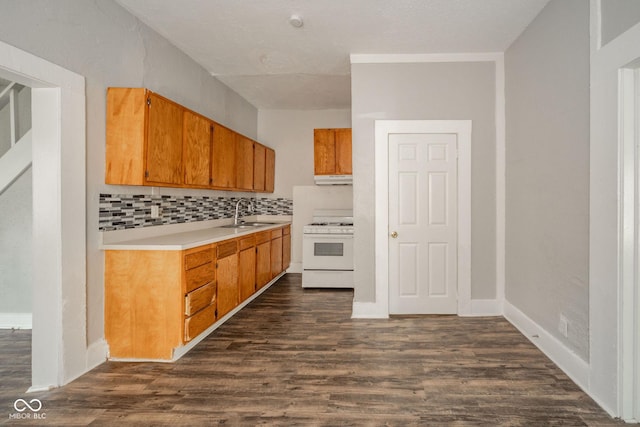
[151,205,161,219]
[559,315,569,338]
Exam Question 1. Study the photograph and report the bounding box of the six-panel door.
[388,133,458,315]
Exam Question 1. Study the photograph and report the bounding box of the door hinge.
[215,262,218,269]
[147,97,151,106]
[145,170,149,178]
[215,309,218,318]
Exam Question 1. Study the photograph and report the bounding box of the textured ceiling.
[116,0,549,110]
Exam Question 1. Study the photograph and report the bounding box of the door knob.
[390,231,398,238]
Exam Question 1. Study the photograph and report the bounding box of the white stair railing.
[0,129,31,196]
[0,81,31,194]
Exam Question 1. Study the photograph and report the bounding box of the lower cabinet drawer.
[255,230,271,245]
[185,261,215,293]
[184,247,213,270]
[185,282,216,316]
[184,303,216,342]
[217,240,238,259]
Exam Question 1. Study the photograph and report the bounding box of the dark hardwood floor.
[0,274,623,426]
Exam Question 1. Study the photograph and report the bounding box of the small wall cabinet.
[106,87,275,193]
[313,128,352,175]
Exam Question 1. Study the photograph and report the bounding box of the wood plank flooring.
[0,274,623,426]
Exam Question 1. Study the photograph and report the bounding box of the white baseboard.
[353,299,502,318]
[287,262,302,273]
[0,313,32,329]
[351,301,388,319]
[503,300,589,391]
[466,299,502,316]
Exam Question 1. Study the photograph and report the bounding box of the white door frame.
[374,120,472,317]
[0,41,87,391]
[618,66,640,422]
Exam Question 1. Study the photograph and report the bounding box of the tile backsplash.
[99,193,293,231]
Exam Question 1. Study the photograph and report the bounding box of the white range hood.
[314,175,353,185]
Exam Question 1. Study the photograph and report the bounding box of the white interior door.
[388,133,457,314]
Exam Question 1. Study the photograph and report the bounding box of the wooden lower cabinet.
[184,304,216,342]
[239,236,256,302]
[216,240,239,319]
[255,230,272,289]
[270,228,283,279]
[104,225,291,360]
[105,250,184,360]
[283,225,291,271]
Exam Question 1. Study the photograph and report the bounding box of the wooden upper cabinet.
[265,147,275,193]
[106,88,183,186]
[106,88,145,185]
[146,93,184,185]
[106,87,276,192]
[236,135,254,191]
[253,143,274,194]
[313,129,336,175]
[253,143,266,192]
[211,123,237,189]
[313,128,352,176]
[334,128,352,174]
[183,111,212,187]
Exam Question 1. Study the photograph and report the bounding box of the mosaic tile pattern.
[99,194,293,231]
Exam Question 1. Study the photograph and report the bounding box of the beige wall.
[351,61,496,302]
[0,0,258,345]
[505,0,590,361]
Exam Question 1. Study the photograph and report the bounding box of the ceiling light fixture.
[289,14,303,28]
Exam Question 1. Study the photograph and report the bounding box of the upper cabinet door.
[253,143,266,192]
[265,147,275,193]
[236,135,254,191]
[183,111,212,187]
[313,128,352,176]
[313,129,336,175]
[334,128,352,174]
[106,88,147,185]
[211,124,237,189]
[145,93,184,185]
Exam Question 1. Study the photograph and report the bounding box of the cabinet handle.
[390,231,398,238]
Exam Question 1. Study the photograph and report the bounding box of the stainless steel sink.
[244,222,276,226]
[220,224,256,229]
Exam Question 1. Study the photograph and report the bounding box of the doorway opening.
[0,40,87,391]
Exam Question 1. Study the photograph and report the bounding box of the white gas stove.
[302,209,354,288]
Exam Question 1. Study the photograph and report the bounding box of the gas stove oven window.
[302,209,354,288]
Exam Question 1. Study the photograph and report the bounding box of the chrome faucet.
[234,198,255,225]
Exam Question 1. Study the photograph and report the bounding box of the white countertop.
[100,220,290,251]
